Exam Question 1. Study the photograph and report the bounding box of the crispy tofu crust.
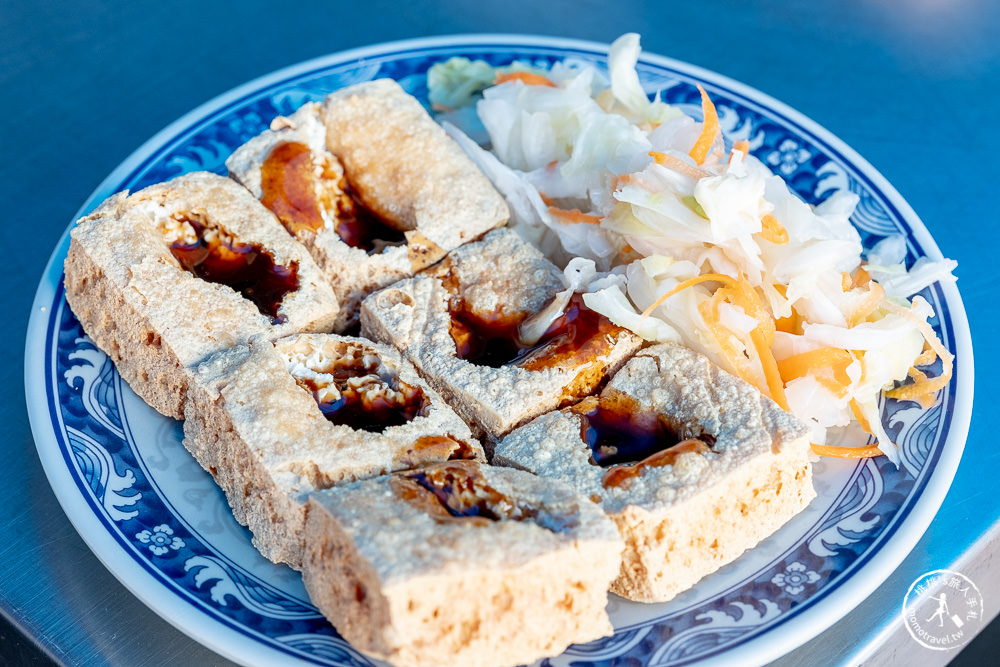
[494,343,815,602]
[63,172,339,419]
[228,86,510,330]
[227,103,413,330]
[301,461,623,667]
[182,333,484,569]
[321,79,509,249]
[360,229,643,443]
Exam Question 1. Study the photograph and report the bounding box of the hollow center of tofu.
[571,394,715,488]
[283,344,431,433]
[449,293,622,370]
[261,141,406,254]
[161,213,299,324]
[576,396,680,467]
[571,394,702,465]
[391,461,579,532]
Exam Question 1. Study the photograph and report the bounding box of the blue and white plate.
[24,36,973,667]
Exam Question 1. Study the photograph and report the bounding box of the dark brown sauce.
[336,181,407,254]
[391,461,579,532]
[295,354,430,433]
[449,310,524,368]
[406,464,509,522]
[571,393,715,488]
[313,382,426,432]
[260,141,406,254]
[260,141,326,236]
[574,394,685,467]
[449,293,624,370]
[168,216,298,324]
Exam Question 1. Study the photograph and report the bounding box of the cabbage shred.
[428,34,958,464]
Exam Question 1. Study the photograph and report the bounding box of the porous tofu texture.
[182,333,484,569]
[228,98,500,331]
[64,171,339,418]
[360,228,643,443]
[494,343,815,602]
[321,79,509,250]
[301,461,623,667]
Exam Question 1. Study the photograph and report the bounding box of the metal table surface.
[3,1,996,665]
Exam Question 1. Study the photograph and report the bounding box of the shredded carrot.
[889,379,946,409]
[774,312,800,334]
[752,326,788,409]
[851,267,871,289]
[778,348,853,398]
[882,300,954,408]
[641,273,737,319]
[698,298,759,388]
[547,206,603,225]
[913,345,937,367]
[777,347,854,398]
[648,151,711,180]
[811,443,884,459]
[808,375,852,398]
[846,281,885,328]
[732,139,750,155]
[771,283,799,333]
[848,398,873,434]
[841,272,852,291]
[645,272,788,409]
[494,71,557,87]
[727,277,788,410]
[890,373,949,407]
[760,213,789,245]
[688,85,720,165]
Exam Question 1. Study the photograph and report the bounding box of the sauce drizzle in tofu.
[392,461,579,532]
[574,394,684,467]
[165,214,298,324]
[450,293,623,370]
[570,393,715,488]
[287,345,431,433]
[260,141,406,254]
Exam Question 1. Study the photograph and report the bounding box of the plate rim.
[24,32,975,667]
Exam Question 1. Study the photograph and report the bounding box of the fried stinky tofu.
[494,343,815,602]
[63,171,339,419]
[300,460,623,667]
[321,79,508,252]
[227,80,509,329]
[360,228,643,443]
[182,333,484,568]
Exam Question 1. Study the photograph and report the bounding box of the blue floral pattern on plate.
[31,37,968,667]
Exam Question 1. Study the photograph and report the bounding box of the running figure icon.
[926,594,949,628]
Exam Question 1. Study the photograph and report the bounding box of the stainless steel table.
[3,1,995,665]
